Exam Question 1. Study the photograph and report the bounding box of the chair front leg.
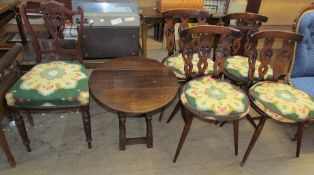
[13,111,31,152]
[0,126,16,167]
[173,108,194,163]
[240,116,267,167]
[81,106,92,149]
[296,122,305,157]
[233,120,239,156]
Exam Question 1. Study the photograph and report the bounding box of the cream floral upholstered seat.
[224,56,273,83]
[164,54,214,79]
[5,61,89,108]
[180,76,250,121]
[249,81,314,123]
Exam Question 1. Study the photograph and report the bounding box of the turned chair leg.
[296,122,305,157]
[13,111,31,152]
[167,101,181,123]
[240,116,267,167]
[158,107,165,122]
[81,106,92,149]
[233,120,239,156]
[118,114,127,151]
[173,109,193,163]
[0,126,16,167]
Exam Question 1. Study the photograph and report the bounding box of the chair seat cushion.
[224,56,273,83]
[180,76,250,121]
[249,82,314,123]
[164,53,214,79]
[291,77,314,97]
[5,61,89,108]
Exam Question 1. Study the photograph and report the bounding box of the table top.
[89,57,179,114]
[0,0,19,14]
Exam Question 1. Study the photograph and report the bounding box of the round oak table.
[90,57,179,150]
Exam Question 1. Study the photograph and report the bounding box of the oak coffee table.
[90,57,179,150]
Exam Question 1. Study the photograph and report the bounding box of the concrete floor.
[1,38,314,175]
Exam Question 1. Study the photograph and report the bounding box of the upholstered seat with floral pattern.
[5,61,89,108]
[224,56,273,83]
[249,82,314,123]
[164,54,214,79]
[180,76,250,121]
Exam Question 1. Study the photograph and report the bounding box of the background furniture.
[0,0,27,52]
[290,3,314,97]
[5,1,92,152]
[89,57,178,150]
[240,31,307,166]
[0,43,23,168]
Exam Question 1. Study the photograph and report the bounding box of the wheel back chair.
[290,3,314,97]
[159,9,213,122]
[219,13,268,128]
[239,31,313,167]
[171,25,253,163]
[222,13,268,86]
[4,1,92,152]
[0,44,24,167]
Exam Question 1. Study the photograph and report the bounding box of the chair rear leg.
[173,108,193,163]
[233,120,239,156]
[81,106,92,149]
[13,111,31,152]
[296,122,305,157]
[158,107,165,122]
[240,116,267,167]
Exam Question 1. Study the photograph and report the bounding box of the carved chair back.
[247,31,303,85]
[20,1,84,64]
[162,9,213,56]
[180,25,241,81]
[222,13,268,56]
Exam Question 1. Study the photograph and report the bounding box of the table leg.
[145,114,153,148]
[118,114,127,151]
[141,22,148,58]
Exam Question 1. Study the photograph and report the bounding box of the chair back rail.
[162,9,213,56]
[222,12,268,56]
[247,31,303,84]
[180,25,240,80]
[20,1,84,64]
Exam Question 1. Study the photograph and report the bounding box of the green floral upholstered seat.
[5,61,89,108]
[224,56,273,83]
[180,76,250,121]
[249,82,314,123]
[164,53,214,79]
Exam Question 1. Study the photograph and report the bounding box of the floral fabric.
[224,56,273,83]
[164,53,214,79]
[249,82,314,122]
[180,76,250,120]
[5,61,89,108]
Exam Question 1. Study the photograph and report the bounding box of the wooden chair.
[222,13,268,86]
[171,25,251,163]
[0,44,24,168]
[240,31,310,166]
[159,9,213,122]
[4,1,91,152]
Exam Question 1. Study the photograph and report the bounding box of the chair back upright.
[162,9,213,56]
[247,31,303,86]
[180,25,241,81]
[20,1,84,64]
[291,4,314,78]
[222,13,268,56]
